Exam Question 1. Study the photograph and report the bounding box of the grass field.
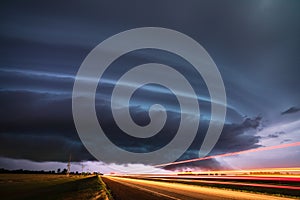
[0,174,112,200]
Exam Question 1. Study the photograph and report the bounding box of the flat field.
[0,174,110,200]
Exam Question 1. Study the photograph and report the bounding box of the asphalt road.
[142,176,300,190]
[103,176,297,200]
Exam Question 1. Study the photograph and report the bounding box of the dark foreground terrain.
[1,174,298,200]
[0,174,111,200]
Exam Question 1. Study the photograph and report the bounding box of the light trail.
[148,175,300,182]
[104,176,299,199]
[154,142,300,167]
[186,167,300,176]
[148,178,300,190]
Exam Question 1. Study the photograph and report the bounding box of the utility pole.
[81,163,85,175]
[67,154,71,176]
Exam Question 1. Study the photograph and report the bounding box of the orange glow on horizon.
[154,141,300,167]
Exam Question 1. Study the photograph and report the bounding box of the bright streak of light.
[184,167,300,173]
[183,167,300,176]
[107,176,299,199]
[149,177,300,190]
[154,142,300,167]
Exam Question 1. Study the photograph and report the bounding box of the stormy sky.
[1,0,300,173]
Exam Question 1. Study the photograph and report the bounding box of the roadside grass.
[0,174,112,200]
[98,176,114,200]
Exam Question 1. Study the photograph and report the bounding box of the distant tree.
[62,168,68,174]
[57,168,61,174]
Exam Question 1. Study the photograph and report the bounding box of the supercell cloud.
[0,0,300,171]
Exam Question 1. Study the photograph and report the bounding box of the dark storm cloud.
[164,159,225,171]
[1,0,298,117]
[0,81,262,166]
[0,68,73,93]
[0,60,260,165]
[281,107,300,115]
[0,133,94,162]
[0,90,73,133]
[0,0,299,170]
[266,131,285,139]
[0,89,91,162]
[268,134,279,138]
[163,116,263,170]
[210,117,262,154]
[280,139,292,144]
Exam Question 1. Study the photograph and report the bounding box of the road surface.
[102,176,297,200]
[142,176,300,190]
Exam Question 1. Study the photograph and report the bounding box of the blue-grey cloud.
[0,0,299,170]
[281,107,300,115]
